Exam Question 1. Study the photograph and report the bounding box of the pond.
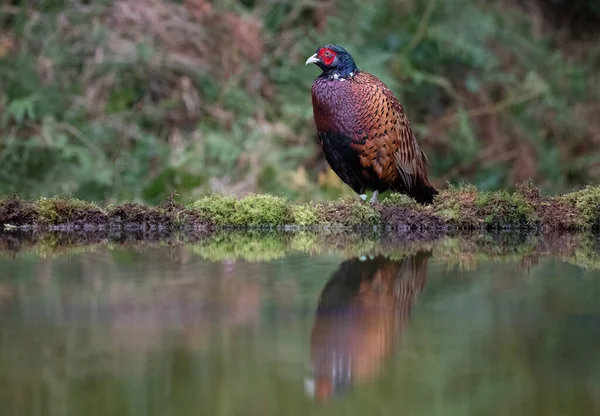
[1,231,600,415]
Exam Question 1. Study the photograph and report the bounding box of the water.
[1,232,600,415]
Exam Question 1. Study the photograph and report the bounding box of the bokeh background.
[1,0,599,204]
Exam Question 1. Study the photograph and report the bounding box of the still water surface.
[1,234,600,415]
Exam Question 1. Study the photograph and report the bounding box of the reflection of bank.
[305,251,430,401]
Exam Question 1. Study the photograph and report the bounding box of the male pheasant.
[308,252,430,400]
[306,44,437,204]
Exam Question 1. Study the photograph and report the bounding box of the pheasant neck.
[320,66,359,80]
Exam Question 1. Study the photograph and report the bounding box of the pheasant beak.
[305,53,319,65]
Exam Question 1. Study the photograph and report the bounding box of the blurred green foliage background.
[1,0,599,204]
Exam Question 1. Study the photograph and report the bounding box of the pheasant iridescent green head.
[305,44,358,78]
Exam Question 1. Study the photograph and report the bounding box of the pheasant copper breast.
[306,44,437,204]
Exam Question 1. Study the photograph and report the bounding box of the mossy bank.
[1,181,599,232]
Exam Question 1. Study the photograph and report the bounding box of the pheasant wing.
[349,73,424,191]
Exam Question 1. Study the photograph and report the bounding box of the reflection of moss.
[288,232,319,253]
[189,231,436,262]
[0,231,179,258]
[191,232,290,262]
[568,233,600,270]
[32,234,105,257]
[434,233,540,271]
[3,230,600,271]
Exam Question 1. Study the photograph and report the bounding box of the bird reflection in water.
[306,251,431,401]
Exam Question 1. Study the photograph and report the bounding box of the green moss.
[475,190,539,229]
[187,194,381,228]
[187,194,239,226]
[37,197,105,225]
[187,194,291,227]
[236,194,291,226]
[562,185,600,230]
[290,203,319,226]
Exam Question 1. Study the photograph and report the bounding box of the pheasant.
[305,44,438,204]
[307,252,430,400]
